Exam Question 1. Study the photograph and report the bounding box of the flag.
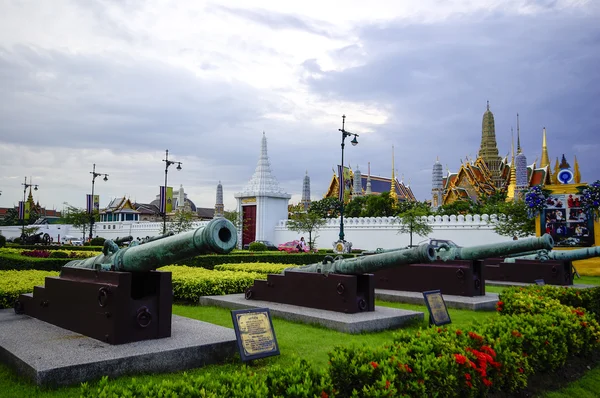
[18,201,24,220]
[338,165,344,202]
[166,186,173,213]
[86,194,93,214]
[24,201,31,220]
[159,186,166,214]
[93,195,99,212]
[160,186,174,214]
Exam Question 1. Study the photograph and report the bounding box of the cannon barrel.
[505,246,600,262]
[285,244,437,275]
[114,235,133,245]
[435,234,554,261]
[63,218,237,272]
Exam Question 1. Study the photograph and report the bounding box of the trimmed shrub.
[214,262,289,274]
[0,252,72,271]
[49,251,69,258]
[0,234,6,248]
[0,270,59,308]
[178,253,354,270]
[90,237,106,246]
[248,241,267,251]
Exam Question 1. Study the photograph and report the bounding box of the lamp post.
[89,164,108,241]
[162,149,182,235]
[21,177,39,238]
[338,114,359,242]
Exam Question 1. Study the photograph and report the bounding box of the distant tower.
[300,171,311,211]
[431,157,443,210]
[478,101,503,188]
[177,184,185,210]
[214,181,224,218]
[507,128,517,201]
[389,146,398,203]
[540,127,550,170]
[366,162,372,195]
[352,165,362,198]
[515,114,529,197]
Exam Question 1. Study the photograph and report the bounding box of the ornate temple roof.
[236,132,291,199]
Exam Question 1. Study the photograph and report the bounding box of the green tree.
[0,208,19,226]
[168,209,195,235]
[344,196,368,217]
[363,192,396,217]
[472,191,508,215]
[60,205,89,239]
[437,199,474,216]
[395,200,433,215]
[309,197,342,219]
[490,200,536,238]
[286,211,327,250]
[395,208,433,247]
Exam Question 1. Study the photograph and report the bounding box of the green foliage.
[308,197,342,218]
[363,191,396,217]
[0,270,59,308]
[215,262,290,274]
[344,196,368,217]
[395,208,433,246]
[437,199,475,215]
[161,265,262,301]
[0,252,74,271]
[0,234,5,248]
[167,209,195,234]
[248,241,267,251]
[286,211,326,249]
[491,200,536,238]
[0,207,19,226]
[90,237,105,246]
[49,251,69,258]
[60,205,92,229]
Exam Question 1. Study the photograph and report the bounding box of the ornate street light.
[89,164,109,240]
[337,115,359,246]
[21,177,39,237]
[162,149,182,235]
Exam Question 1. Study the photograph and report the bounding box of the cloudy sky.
[0,0,598,213]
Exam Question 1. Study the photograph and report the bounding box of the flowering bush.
[524,186,547,217]
[579,180,600,220]
[20,250,51,258]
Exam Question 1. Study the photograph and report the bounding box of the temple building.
[436,102,583,205]
[324,148,416,203]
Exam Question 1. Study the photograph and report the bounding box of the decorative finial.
[486,100,490,111]
[516,113,521,154]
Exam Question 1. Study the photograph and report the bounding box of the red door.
[242,205,256,246]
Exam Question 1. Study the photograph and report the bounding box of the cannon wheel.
[42,233,51,244]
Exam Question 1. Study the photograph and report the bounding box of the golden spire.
[390,145,398,203]
[574,156,581,183]
[551,157,560,184]
[507,127,517,201]
[540,127,550,169]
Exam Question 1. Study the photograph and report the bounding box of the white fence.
[0,214,518,250]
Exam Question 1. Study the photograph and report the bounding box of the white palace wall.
[0,214,518,249]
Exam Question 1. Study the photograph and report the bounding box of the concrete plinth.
[486,280,596,289]
[0,310,237,387]
[375,289,500,311]
[200,294,423,333]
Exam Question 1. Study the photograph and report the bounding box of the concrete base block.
[375,289,500,311]
[0,310,237,387]
[200,294,423,333]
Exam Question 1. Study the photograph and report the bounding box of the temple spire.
[507,127,516,201]
[516,113,522,154]
[478,101,502,187]
[540,127,550,169]
[390,146,398,202]
[366,162,372,195]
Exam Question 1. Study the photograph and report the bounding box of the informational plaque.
[534,279,545,286]
[422,290,451,326]
[231,308,280,361]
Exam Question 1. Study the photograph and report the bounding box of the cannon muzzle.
[62,218,237,272]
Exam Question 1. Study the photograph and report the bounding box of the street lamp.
[21,177,39,238]
[338,114,359,243]
[89,164,109,241]
[162,149,182,234]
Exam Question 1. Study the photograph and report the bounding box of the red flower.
[483,378,493,387]
[511,330,522,338]
[468,332,483,341]
[371,361,379,369]
[385,380,390,389]
[497,301,504,306]
[454,354,467,365]
[321,392,329,398]
[464,373,471,380]
[456,330,463,336]
[466,381,473,388]
[480,345,496,358]
[581,322,589,328]
[418,379,424,384]
[405,364,413,373]
[518,368,524,373]
[544,340,549,345]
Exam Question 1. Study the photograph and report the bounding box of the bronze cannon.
[503,246,600,263]
[15,218,237,344]
[245,235,554,312]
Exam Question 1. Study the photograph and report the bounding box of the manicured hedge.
[80,285,600,397]
[178,253,354,270]
[214,262,290,274]
[0,253,74,271]
[0,270,59,309]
